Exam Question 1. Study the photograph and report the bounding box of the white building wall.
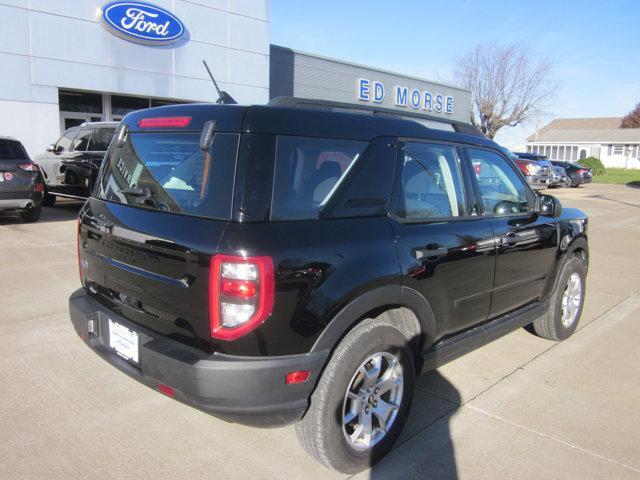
[526,141,640,169]
[598,146,640,169]
[0,0,270,156]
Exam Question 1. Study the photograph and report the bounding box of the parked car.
[551,164,571,188]
[511,151,555,190]
[550,161,593,187]
[35,122,118,206]
[0,136,44,222]
[70,102,589,473]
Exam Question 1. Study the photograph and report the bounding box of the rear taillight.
[209,254,274,341]
[18,162,39,172]
[77,218,83,285]
[138,116,192,128]
[514,159,529,175]
[34,182,44,193]
[577,169,588,174]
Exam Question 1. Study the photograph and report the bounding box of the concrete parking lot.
[1,184,639,480]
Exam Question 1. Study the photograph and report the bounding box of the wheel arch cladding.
[310,285,437,354]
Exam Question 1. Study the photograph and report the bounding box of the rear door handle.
[414,245,448,260]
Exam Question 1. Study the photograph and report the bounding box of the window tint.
[71,129,92,151]
[0,140,27,160]
[55,130,77,152]
[271,136,367,220]
[96,132,238,220]
[88,128,116,151]
[396,143,465,219]
[467,148,529,216]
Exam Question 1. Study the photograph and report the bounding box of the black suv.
[70,102,589,473]
[35,122,118,206]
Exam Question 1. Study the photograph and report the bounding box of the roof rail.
[267,96,482,137]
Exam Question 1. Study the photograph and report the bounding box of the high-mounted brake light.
[209,254,274,341]
[138,116,192,129]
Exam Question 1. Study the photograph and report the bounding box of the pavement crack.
[465,404,640,474]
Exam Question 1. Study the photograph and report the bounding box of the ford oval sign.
[96,1,186,45]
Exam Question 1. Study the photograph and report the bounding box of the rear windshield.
[0,140,27,160]
[95,131,238,220]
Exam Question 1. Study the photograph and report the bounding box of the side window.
[71,129,92,152]
[271,136,367,220]
[396,142,465,220]
[466,148,530,216]
[54,130,77,152]
[88,128,116,151]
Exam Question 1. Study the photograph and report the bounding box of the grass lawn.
[592,168,640,185]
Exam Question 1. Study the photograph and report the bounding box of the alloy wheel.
[341,351,404,451]
[561,272,582,327]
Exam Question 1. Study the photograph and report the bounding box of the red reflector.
[34,182,44,193]
[157,383,175,397]
[3,172,13,181]
[285,370,310,385]
[221,278,257,298]
[138,116,192,128]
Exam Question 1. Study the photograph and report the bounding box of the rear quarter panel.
[216,217,401,356]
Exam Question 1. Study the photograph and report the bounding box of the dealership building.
[0,0,471,156]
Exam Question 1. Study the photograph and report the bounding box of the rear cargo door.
[0,140,32,191]
[80,126,240,351]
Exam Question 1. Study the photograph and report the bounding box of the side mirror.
[46,144,55,153]
[537,194,562,218]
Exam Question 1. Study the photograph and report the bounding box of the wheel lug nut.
[373,401,378,407]
[374,388,379,394]
[365,407,369,414]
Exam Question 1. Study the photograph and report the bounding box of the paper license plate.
[108,319,139,364]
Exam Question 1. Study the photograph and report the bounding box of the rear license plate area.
[108,319,140,364]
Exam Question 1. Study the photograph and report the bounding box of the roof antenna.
[202,60,237,105]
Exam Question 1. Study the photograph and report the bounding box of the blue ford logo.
[96,1,186,45]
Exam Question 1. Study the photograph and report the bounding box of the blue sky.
[270,0,640,148]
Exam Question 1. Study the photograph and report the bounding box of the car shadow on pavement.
[0,200,82,225]
[366,369,460,480]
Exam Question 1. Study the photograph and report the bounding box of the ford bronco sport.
[70,100,589,473]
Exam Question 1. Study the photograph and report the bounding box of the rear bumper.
[69,289,328,427]
[0,190,42,210]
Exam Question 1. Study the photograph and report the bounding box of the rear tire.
[20,206,41,223]
[531,256,586,341]
[41,192,56,207]
[296,320,415,474]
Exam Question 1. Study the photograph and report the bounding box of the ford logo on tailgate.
[96,1,186,45]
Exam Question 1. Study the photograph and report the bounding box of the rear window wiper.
[120,186,146,196]
[120,186,156,207]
